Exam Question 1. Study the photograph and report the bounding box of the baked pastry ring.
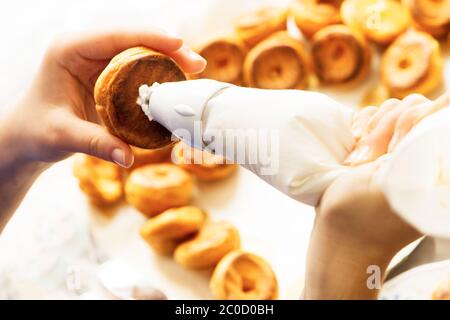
[125,163,193,217]
[210,250,278,300]
[174,221,240,269]
[234,6,288,48]
[130,144,173,169]
[172,142,237,182]
[432,279,450,300]
[243,31,311,90]
[192,37,247,85]
[311,24,371,85]
[94,47,186,149]
[403,0,450,38]
[291,0,343,38]
[381,30,443,98]
[140,206,207,255]
[341,0,410,45]
[73,154,124,206]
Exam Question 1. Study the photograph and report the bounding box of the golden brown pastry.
[174,221,240,269]
[125,164,193,217]
[341,0,410,45]
[311,24,371,85]
[403,0,450,38]
[94,47,186,149]
[172,143,237,182]
[73,154,123,206]
[381,30,443,98]
[130,145,173,169]
[360,83,391,107]
[234,7,288,48]
[291,0,343,38]
[192,37,247,85]
[243,31,311,90]
[432,279,450,300]
[140,206,207,255]
[210,250,278,300]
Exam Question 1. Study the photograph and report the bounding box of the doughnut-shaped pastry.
[234,6,288,48]
[192,37,247,85]
[174,221,240,269]
[311,24,371,85]
[73,155,124,206]
[125,164,193,217]
[243,31,311,90]
[140,206,207,255]
[172,143,237,182]
[130,145,173,169]
[94,47,186,149]
[210,250,278,300]
[432,279,450,300]
[291,0,343,38]
[381,30,443,98]
[341,0,410,45]
[403,0,450,38]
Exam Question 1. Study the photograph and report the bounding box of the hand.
[305,159,422,299]
[1,28,206,168]
[346,91,450,166]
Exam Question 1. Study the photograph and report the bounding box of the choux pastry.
[403,0,450,38]
[94,47,186,149]
[140,206,207,255]
[73,154,123,206]
[291,0,343,38]
[172,143,237,182]
[234,6,288,48]
[311,24,371,85]
[381,30,443,98]
[210,250,278,300]
[192,37,247,85]
[174,221,240,269]
[341,0,410,45]
[130,145,173,169]
[432,279,450,300]
[243,31,311,90]
[125,164,193,217]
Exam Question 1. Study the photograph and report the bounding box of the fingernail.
[111,148,129,168]
[159,28,183,41]
[187,49,206,63]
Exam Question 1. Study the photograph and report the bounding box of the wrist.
[0,113,50,174]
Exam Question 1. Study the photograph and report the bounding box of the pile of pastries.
[192,0,449,105]
[73,143,278,300]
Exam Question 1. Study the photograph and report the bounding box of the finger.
[388,91,450,152]
[56,27,184,60]
[62,118,134,168]
[351,106,378,140]
[366,98,402,133]
[401,93,429,106]
[168,45,207,74]
[345,102,407,166]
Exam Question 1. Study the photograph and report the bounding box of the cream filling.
[137,83,160,121]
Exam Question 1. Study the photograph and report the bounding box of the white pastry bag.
[138,79,450,239]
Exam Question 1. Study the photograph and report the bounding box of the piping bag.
[138,79,450,239]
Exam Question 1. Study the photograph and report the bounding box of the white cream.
[137,83,160,121]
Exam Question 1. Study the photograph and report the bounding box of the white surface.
[0,0,450,300]
[381,259,450,300]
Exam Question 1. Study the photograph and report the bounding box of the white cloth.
[142,79,450,238]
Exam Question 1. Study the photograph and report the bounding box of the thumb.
[64,119,134,168]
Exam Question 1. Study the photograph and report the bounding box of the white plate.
[381,260,450,300]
